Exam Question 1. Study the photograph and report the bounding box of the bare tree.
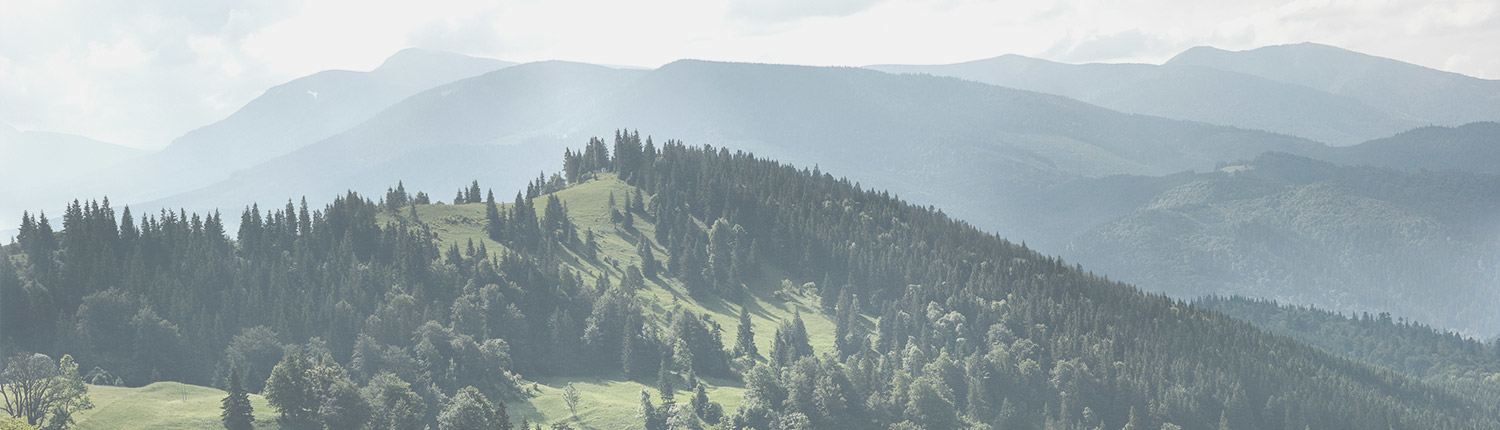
[1,353,92,428]
[562,383,581,419]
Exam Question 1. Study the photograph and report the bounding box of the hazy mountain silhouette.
[1167,43,1500,127]
[869,52,1424,145]
[142,59,1320,247]
[3,49,513,232]
[1,124,143,227]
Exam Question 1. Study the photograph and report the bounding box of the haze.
[2,0,1497,150]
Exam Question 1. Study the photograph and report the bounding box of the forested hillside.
[1066,153,1500,334]
[1197,296,1500,415]
[1198,296,1500,381]
[1317,122,1500,175]
[3,133,1497,429]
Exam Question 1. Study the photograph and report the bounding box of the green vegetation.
[1199,296,1500,402]
[1068,152,1500,334]
[71,382,277,430]
[4,132,1498,429]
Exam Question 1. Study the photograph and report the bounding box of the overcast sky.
[2,0,1497,150]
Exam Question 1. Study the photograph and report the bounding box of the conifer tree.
[637,241,658,278]
[657,358,675,405]
[221,367,254,430]
[691,383,709,418]
[733,307,757,359]
[492,399,513,430]
[1121,406,1140,430]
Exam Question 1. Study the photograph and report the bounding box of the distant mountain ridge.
[1316,122,1500,175]
[868,45,1460,146]
[1167,43,1500,126]
[0,125,143,229]
[1,49,514,234]
[139,58,1322,248]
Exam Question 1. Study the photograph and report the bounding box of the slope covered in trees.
[1198,296,1500,382]
[1316,122,1500,175]
[1198,295,1500,417]
[1066,153,1500,334]
[3,133,1498,429]
[137,58,1321,257]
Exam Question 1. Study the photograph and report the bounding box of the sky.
[2,0,1497,151]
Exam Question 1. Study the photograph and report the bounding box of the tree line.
[3,130,1499,429]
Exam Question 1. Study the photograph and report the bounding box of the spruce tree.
[493,399,513,430]
[221,367,254,430]
[1121,406,1140,430]
[657,358,675,405]
[733,307,757,359]
[637,241,658,278]
[691,383,709,418]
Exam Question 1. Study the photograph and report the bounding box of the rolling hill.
[6,138,1498,429]
[1317,122,1500,175]
[139,58,1322,254]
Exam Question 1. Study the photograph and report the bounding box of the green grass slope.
[384,174,853,428]
[72,382,278,430]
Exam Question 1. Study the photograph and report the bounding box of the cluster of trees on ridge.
[3,131,1499,429]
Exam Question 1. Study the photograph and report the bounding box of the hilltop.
[4,135,1497,429]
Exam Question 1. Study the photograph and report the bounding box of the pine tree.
[657,358,675,405]
[1121,406,1140,430]
[691,383,710,418]
[221,367,254,430]
[637,390,664,430]
[583,229,599,260]
[486,190,504,242]
[638,241,658,278]
[468,181,483,205]
[733,307,757,359]
[771,311,812,366]
[493,399,513,430]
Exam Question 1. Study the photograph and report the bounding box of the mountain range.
[870,42,1500,146]
[0,49,513,230]
[6,42,1498,337]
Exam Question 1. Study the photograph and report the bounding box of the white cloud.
[1,0,1496,150]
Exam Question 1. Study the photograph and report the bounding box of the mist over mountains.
[6,43,1498,336]
[0,49,513,230]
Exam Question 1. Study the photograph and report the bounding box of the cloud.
[726,0,889,23]
[406,6,508,56]
[3,0,1498,153]
[1042,29,1173,64]
[0,0,300,149]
